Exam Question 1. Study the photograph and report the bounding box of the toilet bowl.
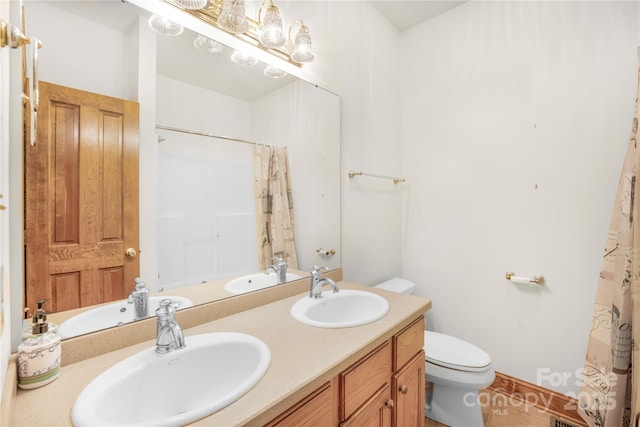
[375,278,495,427]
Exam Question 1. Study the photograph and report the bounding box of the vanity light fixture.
[257,0,285,49]
[217,0,249,34]
[148,14,184,36]
[230,49,257,66]
[193,34,223,54]
[287,19,314,63]
[159,0,317,68]
[263,64,287,78]
[174,0,207,10]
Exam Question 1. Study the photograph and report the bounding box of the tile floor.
[425,389,556,427]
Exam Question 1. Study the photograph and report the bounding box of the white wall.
[400,0,639,395]
[278,1,404,284]
[24,1,131,100]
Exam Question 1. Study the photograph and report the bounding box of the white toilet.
[375,278,495,427]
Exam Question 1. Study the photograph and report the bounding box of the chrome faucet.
[155,299,186,354]
[127,277,149,320]
[309,266,339,299]
[265,255,288,284]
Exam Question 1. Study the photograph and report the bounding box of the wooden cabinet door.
[266,381,337,427]
[340,341,391,420]
[393,351,425,427]
[25,81,139,313]
[340,384,392,427]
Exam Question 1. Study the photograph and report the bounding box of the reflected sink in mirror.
[72,332,270,426]
[224,272,302,295]
[57,296,193,339]
[290,290,389,328]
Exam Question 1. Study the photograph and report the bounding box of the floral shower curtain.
[578,55,640,427]
[253,145,298,270]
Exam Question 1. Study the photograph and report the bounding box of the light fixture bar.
[162,0,299,66]
[128,0,321,85]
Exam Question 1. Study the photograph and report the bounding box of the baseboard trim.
[488,371,587,426]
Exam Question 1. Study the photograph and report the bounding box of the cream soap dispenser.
[18,299,62,389]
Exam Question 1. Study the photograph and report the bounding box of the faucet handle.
[128,277,148,304]
[129,277,148,296]
[271,255,286,265]
[133,277,148,292]
[311,265,329,275]
[155,299,177,317]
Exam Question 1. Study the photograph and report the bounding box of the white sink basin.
[224,272,302,294]
[58,296,193,339]
[72,332,271,426]
[290,290,389,328]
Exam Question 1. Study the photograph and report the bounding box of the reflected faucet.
[155,299,186,354]
[265,256,288,284]
[309,266,339,299]
[127,277,149,320]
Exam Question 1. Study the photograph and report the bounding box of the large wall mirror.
[19,0,340,339]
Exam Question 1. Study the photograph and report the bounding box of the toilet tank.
[374,278,416,294]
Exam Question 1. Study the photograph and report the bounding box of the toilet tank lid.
[374,278,416,294]
[424,331,492,371]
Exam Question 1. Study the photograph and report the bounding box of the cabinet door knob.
[399,385,409,394]
[385,399,394,409]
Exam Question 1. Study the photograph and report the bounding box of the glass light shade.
[174,0,207,9]
[218,0,249,34]
[148,15,184,37]
[193,34,223,54]
[291,24,314,63]
[231,50,257,66]
[259,5,285,48]
[264,65,287,79]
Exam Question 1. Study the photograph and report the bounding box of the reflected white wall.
[24,1,130,100]
[156,76,255,287]
[251,80,341,272]
[279,0,404,285]
[156,76,340,286]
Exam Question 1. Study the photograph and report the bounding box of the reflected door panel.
[25,82,140,314]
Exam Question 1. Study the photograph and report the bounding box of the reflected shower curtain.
[253,146,298,270]
[578,56,640,427]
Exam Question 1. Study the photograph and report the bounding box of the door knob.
[385,399,394,409]
[399,385,409,394]
[125,248,137,258]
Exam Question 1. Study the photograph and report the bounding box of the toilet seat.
[424,331,491,373]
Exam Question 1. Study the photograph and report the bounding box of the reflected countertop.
[47,268,310,328]
[7,280,431,426]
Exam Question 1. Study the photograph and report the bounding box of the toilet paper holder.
[505,272,544,285]
[316,247,336,256]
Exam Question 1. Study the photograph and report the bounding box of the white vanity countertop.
[9,281,431,426]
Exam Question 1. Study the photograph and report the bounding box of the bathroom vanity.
[3,278,431,426]
[268,316,425,426]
